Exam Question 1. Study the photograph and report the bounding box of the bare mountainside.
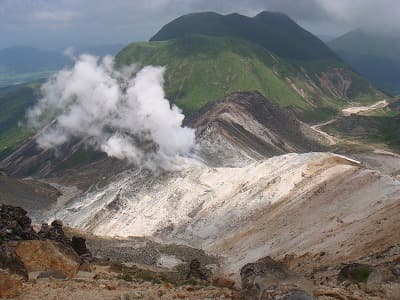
[186,91,324,166]
[0,92,325,181]
[52,152,400,279]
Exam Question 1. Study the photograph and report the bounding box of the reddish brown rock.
[0,271,22,298]
[15,240,79,278]
[212,276,236,289]
[176,291,187,299]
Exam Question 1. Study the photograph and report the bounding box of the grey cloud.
[0,0,399,49]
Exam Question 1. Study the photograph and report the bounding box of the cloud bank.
[1,0,400,49]
[27,54,196,169]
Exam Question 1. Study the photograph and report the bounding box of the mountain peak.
[150,11,338,61]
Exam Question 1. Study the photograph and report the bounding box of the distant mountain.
[75,44,125,58]
[0,44,125,88]
[0,44,125,74]
[329,29,400,95]
[151,11,338,61]
[0,46,68,74]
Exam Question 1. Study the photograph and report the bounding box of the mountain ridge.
[151,11,339,61]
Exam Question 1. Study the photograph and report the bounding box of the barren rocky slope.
[186,91,324,166]
[51,152,399,281]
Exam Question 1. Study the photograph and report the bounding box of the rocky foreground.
[1,204,400,299]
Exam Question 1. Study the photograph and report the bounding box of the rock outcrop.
[186,258,208,281]
[337,263,373,283]
[0,204,38,243]
[0,205,87,293]
[240,256,315,299]
[38,219,72,246]
[15,240,80,279]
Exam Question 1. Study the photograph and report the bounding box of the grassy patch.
[0,83,40,158]
[325,114,400,151]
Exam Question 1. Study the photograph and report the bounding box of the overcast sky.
[1,0,399,50]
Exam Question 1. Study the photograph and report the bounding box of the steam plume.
[27,54,196,169]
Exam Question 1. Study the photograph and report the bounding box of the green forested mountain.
[118,12,384,122]
[117,35,382,121]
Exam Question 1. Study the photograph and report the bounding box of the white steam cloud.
[27,54,196,169]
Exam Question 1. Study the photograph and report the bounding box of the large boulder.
[240,256,315,300]
[15,240,80,278]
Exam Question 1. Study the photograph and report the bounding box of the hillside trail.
[310,118,338,145]
[310,99,389,146]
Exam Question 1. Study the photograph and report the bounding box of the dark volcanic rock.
[260,285,315,300]
[337,263,373,283]
[38,220,71,246]
[187,259,208,281]
[240,256,315,300]
[71,236,90,256]
[0,242,28,279]
[37,269,67,279]
[71,236,93,262]
[0,204,38,243]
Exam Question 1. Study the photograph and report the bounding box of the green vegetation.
[0,84,40,159]
[117,35,308,113]
[52,149,105,173]
[117,34,383,122]
[116,272,134,282]
[325,113,400,151]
